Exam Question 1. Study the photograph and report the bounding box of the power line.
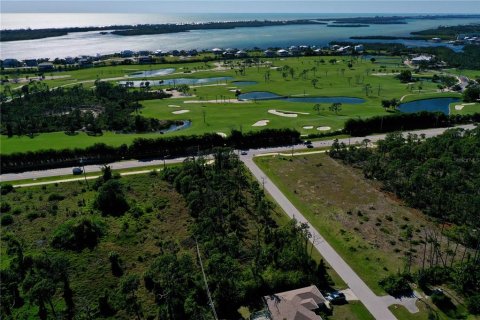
[196,240,219,320]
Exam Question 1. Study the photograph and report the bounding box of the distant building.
[276,49,289,57]
[137,50,151,56]
[262,285,328,320]
[411,55,433,65]
[78,58,93,67]
[431,38,442,43]
[212,48,223,55]
[354,44,364,53]
[38,62,55,72]
[264,50,275,57]
[65,56,76,64]
[170,50,180,56]
[24,59,38,67]
[154,50,164,56]
[121,50,135,58]
[235,50,248,58]
[138,56,153,64]
[337,46,351,54]
[2,58,22,68]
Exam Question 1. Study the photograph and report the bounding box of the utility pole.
[196,241,219,320]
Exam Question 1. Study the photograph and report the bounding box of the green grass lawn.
[2,56,477,154]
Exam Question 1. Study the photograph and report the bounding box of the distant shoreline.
[2,14,480,42]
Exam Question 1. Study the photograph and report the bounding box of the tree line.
[1,128,301,173]
[344,111,480,136]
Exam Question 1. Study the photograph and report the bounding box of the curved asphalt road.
[1,124,475,183]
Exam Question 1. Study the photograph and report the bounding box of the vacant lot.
[255,153,467,295]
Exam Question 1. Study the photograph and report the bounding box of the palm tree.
[313,103,321,114]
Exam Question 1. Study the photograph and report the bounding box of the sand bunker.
[252,120,270,127]
[268,110,297,118]
[216,132,227,138]
[455,105,464,110]
[303,126,314,130]
[168,104,181,108]
[172,110,190,114]
[317,126,331,131]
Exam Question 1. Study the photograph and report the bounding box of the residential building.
[262,285,328,320]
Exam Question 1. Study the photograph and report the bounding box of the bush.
[94,180,129,216]
[26,212,40,221]
[379,274,412,297]
[467,294,480,314]
[48,193,65,201]
[51,216,106,251]
[431,291,456,314]
[1,202,12,213]
[1,214,14,226]
[0,184,14,195]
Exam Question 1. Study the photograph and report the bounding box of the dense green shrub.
[379,274,412,297]
[1,214,14,226]
[467,294,480,314]
[48,193,65,201]
[1,202,12,213]
[51,216,106,251]
[0,184,14,195]
[94,180,129,216]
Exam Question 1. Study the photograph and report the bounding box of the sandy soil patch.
[172,110,190,114]
[252,120,270,127]
[303,126,314,130]
[317,126,331,131]
[216,132,227,138]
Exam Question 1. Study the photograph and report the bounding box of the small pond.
[238,91,365,104]
[161,120,191,134]
[232,81,258,86]
[127,68,175,78]
[398,97,460,115]
[119,76,233,87]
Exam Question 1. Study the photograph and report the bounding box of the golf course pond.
[398,97,460,115]
[127,68,176,78]
[119,76,233,87]
[160,120,192,133]
[238,91,366,104]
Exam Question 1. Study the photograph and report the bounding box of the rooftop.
[264,285,326,320]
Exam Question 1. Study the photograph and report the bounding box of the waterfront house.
[277,49,289,57]
[354,44,364,53]
[24,59,38,67]
[235,50,248,58]
[38,62,55,72]
[121,50,135,58]
[264,50,275,57]
[2,58,22,68]
[138,56,153,64]
[411,55,433,65]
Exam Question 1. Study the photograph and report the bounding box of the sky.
[2,0,480,14]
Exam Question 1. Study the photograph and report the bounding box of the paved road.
[241,155,398,320]
[1,124,475,183]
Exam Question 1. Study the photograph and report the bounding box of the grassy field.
[254,153,468,295]
[1,56,478,154]
[254,152,479,319]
